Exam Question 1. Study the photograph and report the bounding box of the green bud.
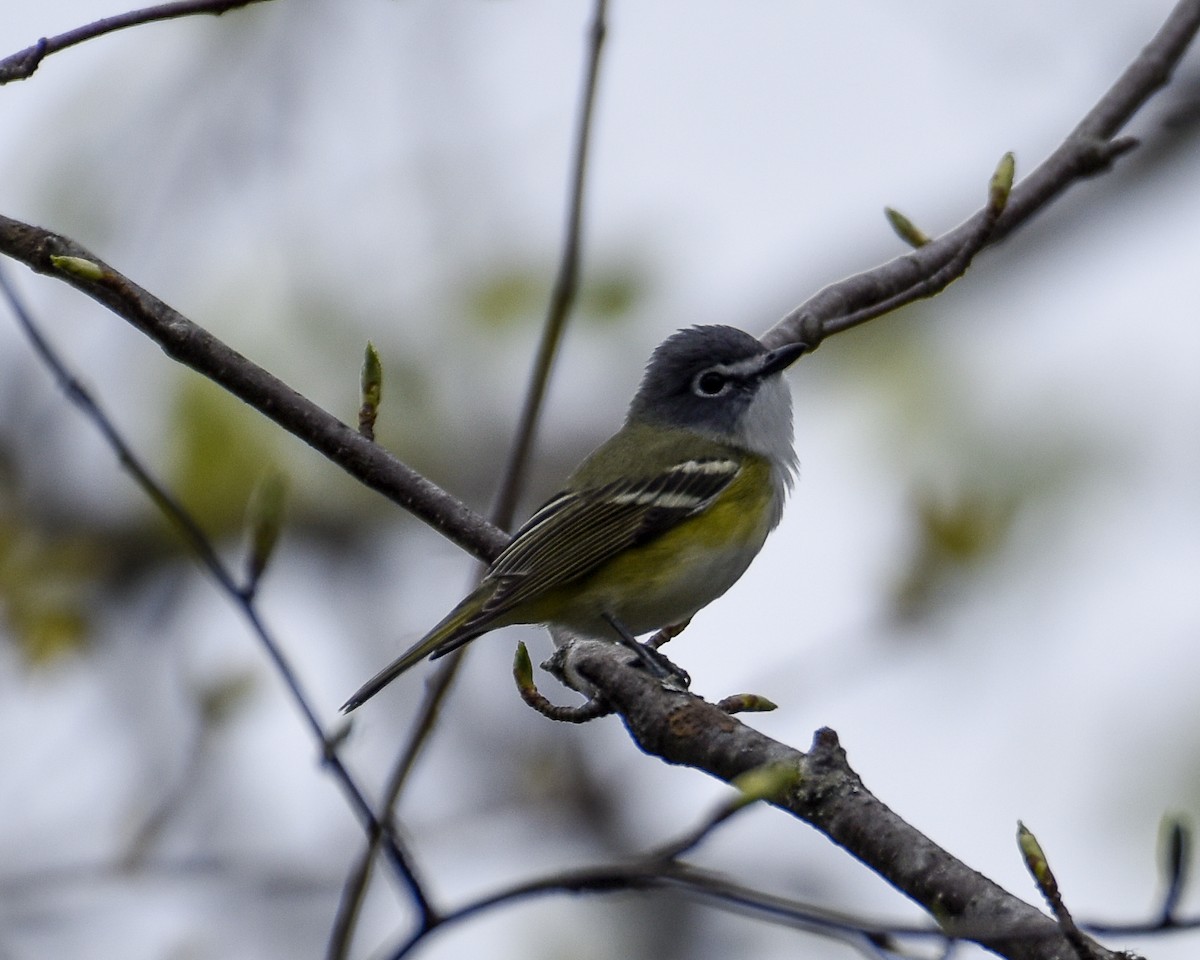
[884,207,930,248]
[512,641,535,692]
[359,341,383,438]
[989,152,1016,214]
[1017,820,1057,896]
[49,254,105,281]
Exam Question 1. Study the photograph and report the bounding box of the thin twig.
[325,654,460,960]
[763,0,1200,351]
[326,4,611,957]
[489,0,608,528]
[1084,914,1200,936]
[0,0,273,84]
[1158,816,1192,925]
[0,263,434,926]
[380,858,953,960]
[514,641,614,722]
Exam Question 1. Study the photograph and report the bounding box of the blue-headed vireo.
[342,324,805,711]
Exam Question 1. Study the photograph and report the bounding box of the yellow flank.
[518,454,775,635]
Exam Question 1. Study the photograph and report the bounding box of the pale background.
[1,2,1198,959]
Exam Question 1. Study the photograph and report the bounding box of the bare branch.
[0,0,274,85]
[0,264,435,923]
[489,0,609,528]
[545,639,1126,960]
[1159,816,1193,924]
[0,219,509,563]
[385,858,943,960]
[761,0,1200,352]
[327,5,611,955]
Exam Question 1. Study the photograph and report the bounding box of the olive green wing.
[480,457,741,617]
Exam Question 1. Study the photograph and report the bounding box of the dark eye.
[693,370,728,397]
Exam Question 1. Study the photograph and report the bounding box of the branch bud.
[359,341,383,440]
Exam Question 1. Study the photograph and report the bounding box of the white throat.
[739,377,797,478]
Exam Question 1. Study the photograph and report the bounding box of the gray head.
[628,325,805,464]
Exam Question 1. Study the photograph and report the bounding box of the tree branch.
[385,857,944,960]
[761,0,1200,352]
[0,0,274,85]
[488,0,608,528]
[327,6,611,956]
[0,263,435,924]
[0,219,508,563]
[545,639,1125,960]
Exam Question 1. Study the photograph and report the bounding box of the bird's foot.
[602,613,691,690]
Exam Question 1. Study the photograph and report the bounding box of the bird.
[342,324,805,712]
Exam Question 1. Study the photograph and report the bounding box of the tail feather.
[340,598,485,712]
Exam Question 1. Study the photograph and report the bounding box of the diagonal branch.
[0,0,274,85]
[762,0,1200,352]
[0,263,434,924]
[545,639,1125,960]
[489,0,608,528]
[0,218,508,564]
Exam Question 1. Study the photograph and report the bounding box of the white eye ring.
[693,369,730,397]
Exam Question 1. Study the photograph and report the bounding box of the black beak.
[757,340,808,377]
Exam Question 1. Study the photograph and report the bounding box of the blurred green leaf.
[0,512,101,663]
[13,606,89,663]
[893,484,1019,623]
[467,267,544,329]
[579,269,645,322]
[197,671,258,725]
[466,262,646,329]
[167,377,280,534]
[916,487,1016,562]
[731,761,800,805]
